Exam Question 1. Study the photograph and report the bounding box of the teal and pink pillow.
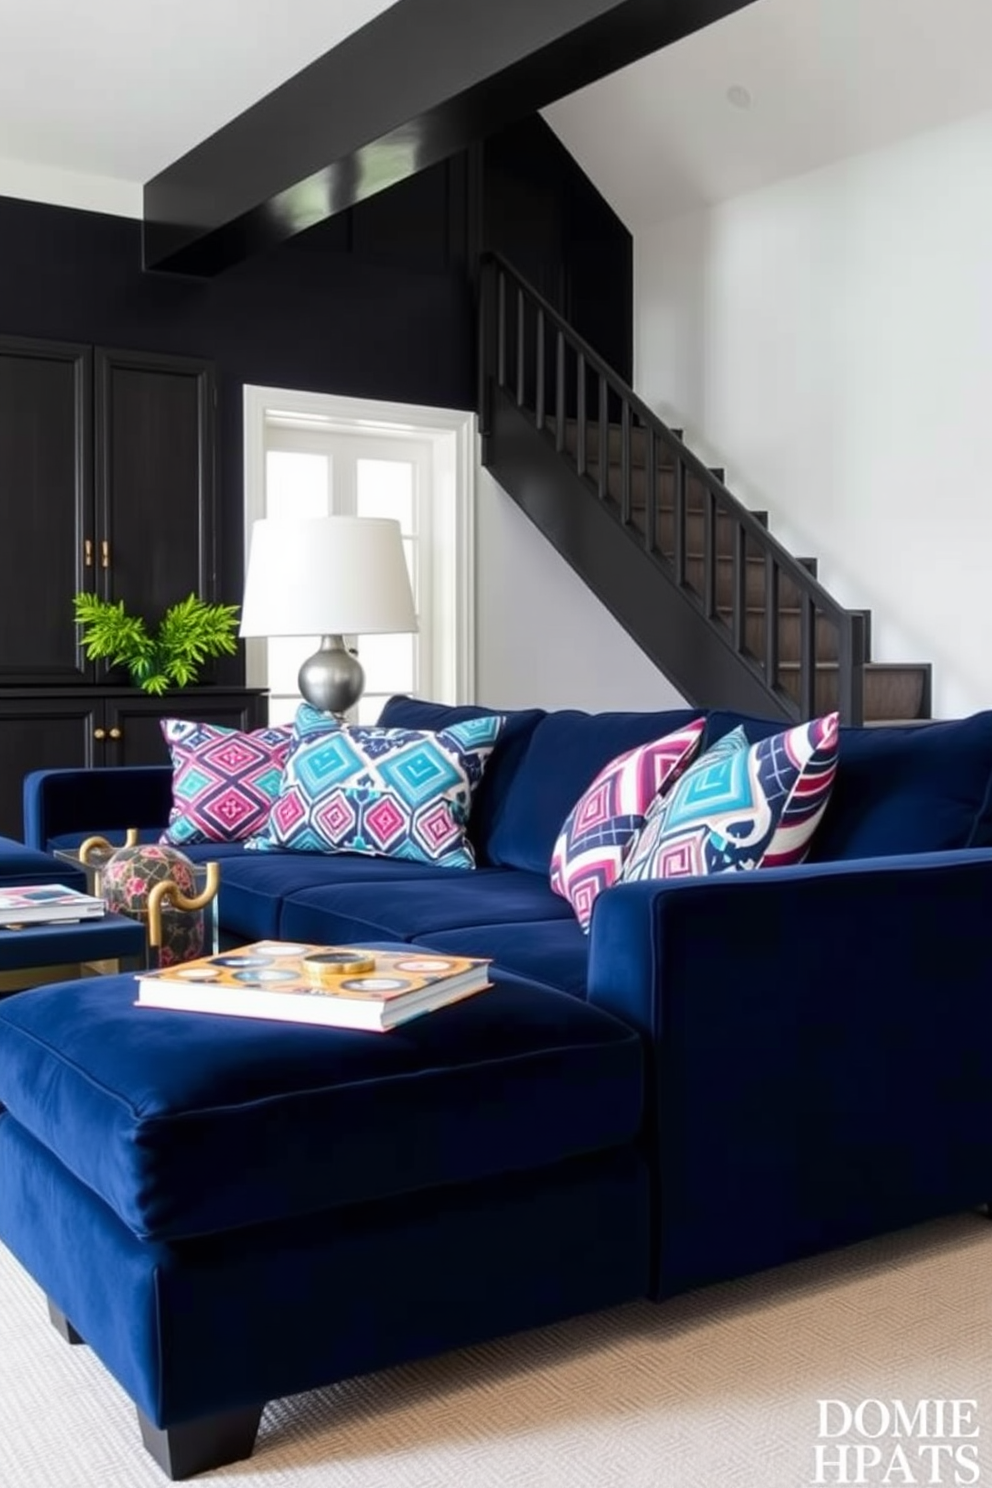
[620,713,839,883]
[249,714,505,869]
[160,720,294,846]
[550,718,706,931]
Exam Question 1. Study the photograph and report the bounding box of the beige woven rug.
[1,1212,990,1486]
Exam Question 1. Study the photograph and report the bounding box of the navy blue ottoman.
[0,834,85,890]
[0,960,650,1478]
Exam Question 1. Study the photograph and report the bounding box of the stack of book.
[135,940,492,1032]
[0,883,106,928]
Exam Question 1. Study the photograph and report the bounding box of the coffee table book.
[134,940,492,1032]
[0,883,106,927]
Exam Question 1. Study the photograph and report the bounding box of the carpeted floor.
[1,1213,990,1486]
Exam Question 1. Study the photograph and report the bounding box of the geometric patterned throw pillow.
[620,713,839,883]
[159,719,294,847]
[248,714,505,869]
[549,717,706,932]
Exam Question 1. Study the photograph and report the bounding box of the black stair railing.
[478,251,867,725]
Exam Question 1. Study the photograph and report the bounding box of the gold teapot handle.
[147,862,221,950]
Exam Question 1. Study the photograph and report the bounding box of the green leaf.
[73,591,240,693]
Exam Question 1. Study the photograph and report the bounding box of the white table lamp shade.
[239,517,418,638]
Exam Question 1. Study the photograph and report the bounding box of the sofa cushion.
[621,714,838,881]
[550,718,705,932]
[280,869,572,949]
[185,845,467,941]
[808,714,992,861]
[486,707,703,875]
[160,719,293,846]
[0,964,644,1242]
[426,920,591,999]
[699,708,786,751]
[377,696,546,865]
[253,715,505,869]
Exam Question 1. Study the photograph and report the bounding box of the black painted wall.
[0,117,631,685]
[0,189,475,683]
[480,115,632,383]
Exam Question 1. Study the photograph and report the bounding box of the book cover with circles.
[134,940,492,1032]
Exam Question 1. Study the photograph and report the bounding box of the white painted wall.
[474,467,687,712]
[0,158,139,218]
[635,107,992,721]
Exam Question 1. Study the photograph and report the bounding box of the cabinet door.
[104,691,268,768]
[94,349,216,631]
[0,336,92,684]
[0,695,98,839]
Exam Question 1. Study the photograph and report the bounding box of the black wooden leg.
[47,1298,85,1345]
[137,1403,264,1480]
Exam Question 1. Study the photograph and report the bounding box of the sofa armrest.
[586,850,992,1298]
[23,767,173,852]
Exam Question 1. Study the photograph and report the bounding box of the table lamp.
[240,516,418,717]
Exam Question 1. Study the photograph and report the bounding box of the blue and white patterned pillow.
[619,714,839,882]
[248,712,506,869]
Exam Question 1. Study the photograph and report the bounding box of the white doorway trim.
[243,385,477,707]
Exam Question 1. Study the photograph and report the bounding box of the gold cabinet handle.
[100,540,110,569]
[93,727,106,740]
[84,539,93,567]
[109,727,122,740]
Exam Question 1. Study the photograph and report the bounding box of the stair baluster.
[644,426,658,557]
[731,522,746,657]
[597,377,609,503]
[575,353,587,478]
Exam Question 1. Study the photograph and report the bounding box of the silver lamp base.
[298,635,364,719]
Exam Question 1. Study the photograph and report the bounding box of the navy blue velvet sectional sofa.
[22,691,992,1292]
[9,695,992,1475]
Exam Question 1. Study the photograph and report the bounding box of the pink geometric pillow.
[620,713,839,884]
[160,719,294,846]
[549,718,706,931]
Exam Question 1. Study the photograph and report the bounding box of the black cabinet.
[0,331,262,842]
[0,334,216,686]
[0,688,268,840]
[0,335,92,684]
[94,347,215,628]
[0,694,99,839]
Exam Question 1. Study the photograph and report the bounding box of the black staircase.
[478,252,931,726]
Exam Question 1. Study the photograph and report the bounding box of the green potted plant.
[73,592,240,695]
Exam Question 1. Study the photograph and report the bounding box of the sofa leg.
[137,1403,264,1480]
[47,1298,85,1345]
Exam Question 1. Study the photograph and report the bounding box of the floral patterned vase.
[101,844,205,967]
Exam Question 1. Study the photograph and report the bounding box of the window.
[243,387,476,726]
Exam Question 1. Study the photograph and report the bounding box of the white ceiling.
[1,0,991,228]
[0,0,397,180]
[546,0,992,227]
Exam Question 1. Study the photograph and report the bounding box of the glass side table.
[54,835,221,964]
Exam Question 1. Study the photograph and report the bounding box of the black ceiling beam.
[143,0,758,277]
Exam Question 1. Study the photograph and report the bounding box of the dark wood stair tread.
[776,660,930,721]
[549,418,685,469]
